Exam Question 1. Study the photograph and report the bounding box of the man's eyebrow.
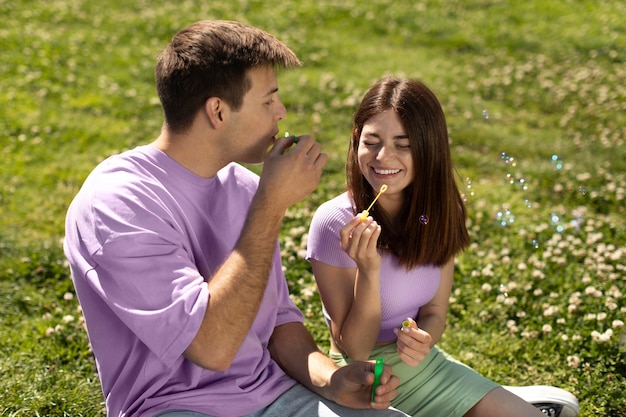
[263,87,279,97]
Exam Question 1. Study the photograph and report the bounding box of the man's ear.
[204,97,228,129]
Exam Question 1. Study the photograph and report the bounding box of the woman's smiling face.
[357,109,414,203]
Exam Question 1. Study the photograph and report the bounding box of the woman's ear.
[204,97,228,129]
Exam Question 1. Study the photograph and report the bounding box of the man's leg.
[249,383,410,417]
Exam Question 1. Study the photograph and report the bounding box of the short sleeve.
[306,194,357,269]
[89,189,208,364]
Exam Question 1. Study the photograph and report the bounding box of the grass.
[1,0,624,415]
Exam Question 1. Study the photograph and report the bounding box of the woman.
[306,77,577,417]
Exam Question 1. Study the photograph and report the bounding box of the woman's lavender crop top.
[306,192,441,343]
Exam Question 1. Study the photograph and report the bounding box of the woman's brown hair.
[346,77,469,268]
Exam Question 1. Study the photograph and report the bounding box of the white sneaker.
[503,385,579,417]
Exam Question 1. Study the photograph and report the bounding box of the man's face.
[227,65,287,164]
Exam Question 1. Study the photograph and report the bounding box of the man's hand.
[330,360,400,410]
[259,134,327,211]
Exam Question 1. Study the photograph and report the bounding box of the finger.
[371,370,400,406]
[267,135,297,156]
[340,216,362,244]
[365,222,381,249]
[345,221,377,256]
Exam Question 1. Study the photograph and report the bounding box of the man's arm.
[268,322,400,409]
[184,136,327,371]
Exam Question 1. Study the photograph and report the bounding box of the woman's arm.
[395,257,455,366]
[310,215,383,361]
[415,256,454,345]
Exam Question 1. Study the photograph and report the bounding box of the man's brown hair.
[155,20,301,133]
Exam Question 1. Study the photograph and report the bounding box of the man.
[64,20,409,417]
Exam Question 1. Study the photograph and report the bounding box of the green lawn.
[1,0,624,415]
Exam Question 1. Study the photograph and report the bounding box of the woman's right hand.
[339,213,382,271]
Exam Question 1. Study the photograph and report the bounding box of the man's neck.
[152,125,227,178]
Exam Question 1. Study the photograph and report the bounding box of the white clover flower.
[517,262,527,271]
[607,285,623,298]
[609,248,623,261]
[534,289,543,296]
[504,297,517,306]
[597,312,607,321]
[600,329,614,342]
[613,320,624,329]
[567,355,581,368]
[585,286,603,297]
[543,306,559,316]
[506,320,517,328]
[569,291,582,304]
[542,324,553,333]
[63,292,74,301]
[481,283,493,292]
[45,327,55,337]
[62,315,75,323]
[605,298,618,310]
[568,304,578,314]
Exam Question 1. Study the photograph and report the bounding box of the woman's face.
[357,109,414,206]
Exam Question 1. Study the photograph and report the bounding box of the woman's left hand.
[394,318,432,367]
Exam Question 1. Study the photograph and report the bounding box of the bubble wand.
[371,357,384,402]
[283,131,298,143]
[360,184,388,220]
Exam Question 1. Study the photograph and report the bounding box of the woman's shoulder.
[313,192,354,220]
[317,192,353,211]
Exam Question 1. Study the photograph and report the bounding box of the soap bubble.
[551,155,563,170]
[482,109,490,120]
[571,215,585,231]
[500,152,517,167]
[531,239,540,249]
[550,212,564,233]
[419,215,429,225]
[517,177,528,191]
[495,206,515,227]
[499,284,509,298]
[462,177,475,202]
[505,173,515,185]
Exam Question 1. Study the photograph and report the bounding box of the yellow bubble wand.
[360,184,388,220]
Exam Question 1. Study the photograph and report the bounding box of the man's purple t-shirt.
[64,145,301,417]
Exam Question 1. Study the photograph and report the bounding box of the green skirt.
[330,344,498,417]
